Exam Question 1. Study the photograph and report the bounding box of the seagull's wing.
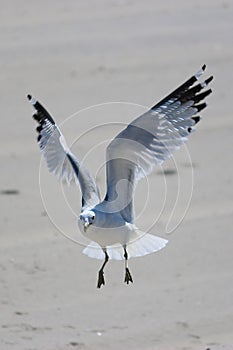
[105,65,213,222]
[28,95,100,209]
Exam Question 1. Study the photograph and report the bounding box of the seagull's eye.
[92,215,95,220]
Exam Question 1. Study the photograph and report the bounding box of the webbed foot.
[97,270,105,288]
[124,267,133,284]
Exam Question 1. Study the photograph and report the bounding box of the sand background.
[1,1,233,349]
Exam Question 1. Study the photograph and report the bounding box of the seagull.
[28,65,213,288]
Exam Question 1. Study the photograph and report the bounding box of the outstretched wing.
[105,65,213,223]
[28,95,100,209]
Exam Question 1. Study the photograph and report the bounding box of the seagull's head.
[79,210,96,232]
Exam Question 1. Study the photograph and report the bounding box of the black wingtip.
[202,64,206,71]
[27,94,32,101]
[195,102,207,112]
[205,76,214,85]
[193,89,212,104]
[192,116,201,124]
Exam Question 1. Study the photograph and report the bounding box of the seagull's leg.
[123,245,133,285]
[97,248,109,288]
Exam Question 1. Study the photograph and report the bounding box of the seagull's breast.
[78,217,137,247]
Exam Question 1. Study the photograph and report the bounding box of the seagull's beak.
[84,221,90,232]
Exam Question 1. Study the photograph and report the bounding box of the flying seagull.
[28,65,213,288]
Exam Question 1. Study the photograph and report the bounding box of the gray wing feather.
[105,65,213,223]
[28,95,100,209]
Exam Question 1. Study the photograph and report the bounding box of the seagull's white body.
[28,65,213,287]
[78,218,167,260]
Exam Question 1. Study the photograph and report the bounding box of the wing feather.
[105,65,213,222]
[28,95,100,209]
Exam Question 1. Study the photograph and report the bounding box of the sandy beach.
[1,1,233,349]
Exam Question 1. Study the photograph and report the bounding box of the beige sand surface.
[1,1,233,349]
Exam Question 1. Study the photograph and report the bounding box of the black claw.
[97,270,105,288]
[124,267,133,285]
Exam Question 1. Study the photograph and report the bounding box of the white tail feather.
[82,231,168,261]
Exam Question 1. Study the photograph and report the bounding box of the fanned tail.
[127,230,168,258]
[82,230,168,261]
